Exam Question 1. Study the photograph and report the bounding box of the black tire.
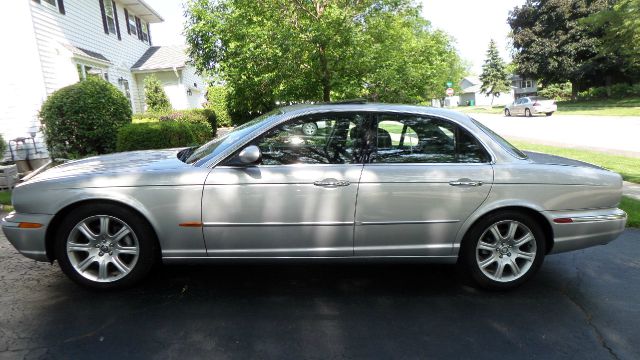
[525,108,532,117]
[458,211,546,290]
[504,109,511,117]
[54,203,158,290]
[546,112,553,116]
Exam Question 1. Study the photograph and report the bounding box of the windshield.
[472,119,528,159]
[185,109,284,165]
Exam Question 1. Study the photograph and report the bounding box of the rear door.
[354,113,494,256]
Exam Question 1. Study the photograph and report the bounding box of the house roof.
[119,0,164,23]
[131,45,189,72]
[63,44,111,64]
[460,76,481,94]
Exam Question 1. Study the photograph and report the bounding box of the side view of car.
[505,96,557,117]
[1,103,626,291]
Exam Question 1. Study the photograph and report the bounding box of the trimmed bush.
[40,77,132,159]
[144,75,172,112]
[578,83,640,99]
[116,121,212,152]
[206,86,232,127]
[132,109,217,136]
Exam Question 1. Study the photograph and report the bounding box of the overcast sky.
[146,0,526,75]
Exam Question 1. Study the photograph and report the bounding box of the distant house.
[458,76,515,107]
[1,0,206,162]
[131,45,207,113]
[510,75,538,98]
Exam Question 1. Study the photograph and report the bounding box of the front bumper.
[544,208,627,254]
[1,211,53,262]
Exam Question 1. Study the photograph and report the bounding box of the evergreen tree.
[144,75,171,113]
[479,39,511,106]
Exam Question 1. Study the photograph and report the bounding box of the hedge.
[116,121,212,152]
[132,109,217,136]
[40,77,132,159]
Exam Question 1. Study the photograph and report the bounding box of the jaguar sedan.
[1,104,626,290]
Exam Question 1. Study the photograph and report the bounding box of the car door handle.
[449,179,483,187]
[314,178,351,187]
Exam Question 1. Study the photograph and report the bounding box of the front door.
[354,113,493,256]
[202,112,367,257]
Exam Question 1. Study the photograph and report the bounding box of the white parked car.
[505,97,557,117]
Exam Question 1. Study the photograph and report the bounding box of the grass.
[621,197,640,228]
[0,191,10,206]
[510,141,640,184]
[456,97,640,116]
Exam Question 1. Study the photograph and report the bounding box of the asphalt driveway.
[1,228,638,360]
[472,113,640,157]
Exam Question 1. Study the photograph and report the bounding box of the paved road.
[1,229,639,360]
[472,113,640,157]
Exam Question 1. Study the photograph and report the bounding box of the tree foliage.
[479,39,511,104]
[508,0,626,97]
[144,75,172,113]
[206,85,232,127]
[0,134,6,159]
[185,0,466,123]
[40,78,132,159]
[583,0,640,81]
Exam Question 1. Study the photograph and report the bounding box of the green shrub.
[538,82,572,100]
[132,109,217,135]
[40,77,132,159]
[578,83,640,99]
[206,86,232,127]
[116,121,212,152]
[144,75,172,112]
[0,134,6,159]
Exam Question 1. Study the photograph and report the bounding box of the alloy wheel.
[66,215,140,283]
[475,220,537,283]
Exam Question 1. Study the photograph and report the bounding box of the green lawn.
[0,191,10,206]
[510,141,640,184]
[621,197,640,228]
[456,97,640,116]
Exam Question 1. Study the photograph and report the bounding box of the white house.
[458,76,515,107]
[0,0,206,163]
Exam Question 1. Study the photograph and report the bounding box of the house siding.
[134,66,207,112]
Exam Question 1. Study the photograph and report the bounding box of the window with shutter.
[103,0,116,34]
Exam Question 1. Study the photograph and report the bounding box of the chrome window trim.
[202,107,497,168]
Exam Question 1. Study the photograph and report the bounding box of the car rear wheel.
[301,122,318,136]
[504,109,511,117]
[54,203,158,290]
[525,108,532,117]
[459,211,546,290]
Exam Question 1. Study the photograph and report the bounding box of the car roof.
[275,103,476,127]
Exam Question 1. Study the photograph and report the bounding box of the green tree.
[144,75,171,113]
[479,40,511,105]
[584,0,640,83]
[206,85,232,127]
[185,0,466,123]
[0,134,6,159]
[508,0,622,99]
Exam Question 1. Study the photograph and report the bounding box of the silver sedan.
[505,96,558,117]
[1,104,626,290]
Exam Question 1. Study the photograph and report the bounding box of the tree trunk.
[571,80,579,100]
[318,45,331,102]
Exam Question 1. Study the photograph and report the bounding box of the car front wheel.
[525,108,532,117]
[54,203,158,290]
[459,211,546,290]
[546,112,553,116]
[504,109,511,117]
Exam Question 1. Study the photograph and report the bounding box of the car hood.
[30,149,189,183]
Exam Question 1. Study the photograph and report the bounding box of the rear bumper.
[544,208,627,254]
[532,106,557,114]
[1,211,52,262]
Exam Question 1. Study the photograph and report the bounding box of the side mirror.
[236,145,262,165]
